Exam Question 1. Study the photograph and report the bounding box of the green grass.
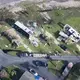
[63,17,80,33]
[48,61,64,75]
[66,43,79,55]
[42,24,62,34]
[0,36,11,49]
[8,51,17,56]
[0,23,11,33]
[17,45,27,51]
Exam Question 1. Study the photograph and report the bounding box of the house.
[57,31,68,42]
[14,21,33,39]
[64,24,80,42]
[15,21,34,35]
[19,71,44,80]
[59,31,68,38]
[58,24,80,43]
[19,71,35,80]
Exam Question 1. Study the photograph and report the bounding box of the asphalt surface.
[0,49,80,80]
[0,50,80,68]
[0,0,23,4]
[0,0,44,5]
[18,62,59,80]
[50,55,80,63]
[0,50,48,68]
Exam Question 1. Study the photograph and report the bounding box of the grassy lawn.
[66,43,79,55]
[0,23,11,33]
[63,17,80,33]
[4,66,23,80]
[48,61,64,75]
[0,36,11,49]
[42,24,61,34]
[17,45,27,51]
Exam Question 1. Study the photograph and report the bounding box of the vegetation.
[48,61,64,75]
[67,63,80,80]
[47,7,80,79]
[1,66,23,80]
[64,17,80,33]
[16,4,42,24]
[0,7,14,22]
[0,3,80,80]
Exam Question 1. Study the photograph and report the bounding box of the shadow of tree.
[5,18,15,26]
[57,22,65,28]
[2,49,22,54]
[54,30,60,38]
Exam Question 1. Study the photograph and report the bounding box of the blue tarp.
[35,75,40,80]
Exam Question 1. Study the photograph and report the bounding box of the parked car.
[29,53,33,57]
[27,67,47,80]
[27,67,38,75]
[17,53,28,57]
[33,60,48,67]
[17,52,33,57]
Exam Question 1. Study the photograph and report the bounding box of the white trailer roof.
[59,31,68,38]
[15,21,33,34]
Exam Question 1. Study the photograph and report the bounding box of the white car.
[27,67,38,75]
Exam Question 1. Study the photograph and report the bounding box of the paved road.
[0,0,44,5]
[0,50,49,68]
[0,49,80,80]
[0,0,80,8]
[0,49,80,67]
[50,55,80,63]
[18,62,59,80]
[0,0,20,4]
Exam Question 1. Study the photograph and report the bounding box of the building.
[58,24,80,43]
[19,71,35,80]
[57,31,68,42]
[19,71,44,80]
[15,21,34,35]
[14,21,33,39]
